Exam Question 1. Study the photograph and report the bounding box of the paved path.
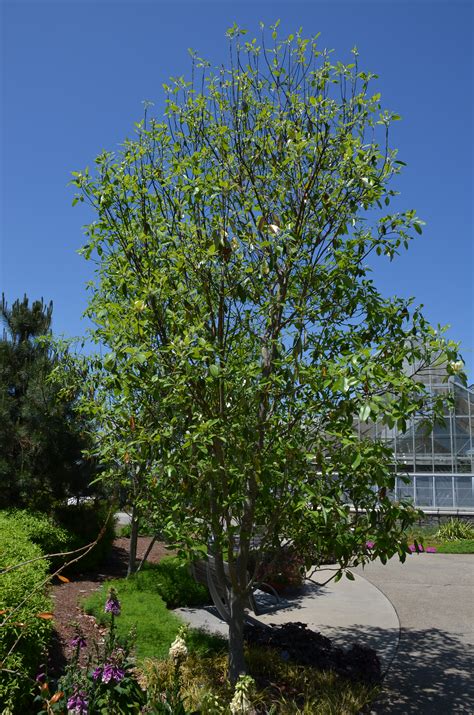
[176,568,400,672]
[354,554,474,714]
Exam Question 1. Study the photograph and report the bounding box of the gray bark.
[135,532,158,574]
[228,588,247,685]
[127,506,139,577]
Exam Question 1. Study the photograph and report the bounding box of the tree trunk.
[127,506,139,577]
[228,588,247,685]
[135,532,158,573]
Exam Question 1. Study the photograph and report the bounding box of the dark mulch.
[48,537,174,675]
[244,621,382,685]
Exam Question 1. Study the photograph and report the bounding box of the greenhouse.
[356,366,474,511]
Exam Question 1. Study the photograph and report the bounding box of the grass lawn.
[403,522,474,554]
[432,539,474,553]
[83,566,226,661]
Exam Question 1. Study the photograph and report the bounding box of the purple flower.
[365,541,375,550]
[408,543,424,553]
[426,546,437,553]
[36,671,46,683]
[70,634,87,649]
[102,663,125,684]
[104,588,121,616]
[67,689,88,714]
[92,666,102,680]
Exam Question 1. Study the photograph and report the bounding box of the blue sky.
[1,1,473,377]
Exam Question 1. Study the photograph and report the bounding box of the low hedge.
[5,510,72,571]
[0,512,52,712]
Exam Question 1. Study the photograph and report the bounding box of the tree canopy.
[69,24,463,681]
[0,295,94,510]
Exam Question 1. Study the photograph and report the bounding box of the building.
[356,365,474,512]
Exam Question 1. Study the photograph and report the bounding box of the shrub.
[53,500,116,572]
[132,558,210,609]
[435,518,474,542]
[118,520,159,538]
[5,510,73,561]
[251,545,306,594]
[0,512,52,712]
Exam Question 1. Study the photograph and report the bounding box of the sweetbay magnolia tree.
[70,25,462,681]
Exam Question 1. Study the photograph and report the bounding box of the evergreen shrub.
[0,512,52,712]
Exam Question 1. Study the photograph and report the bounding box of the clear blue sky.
[1,1,473,378]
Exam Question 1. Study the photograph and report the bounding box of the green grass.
[82,573,226,662]
[402,524,474,554]
[434,539,474,553]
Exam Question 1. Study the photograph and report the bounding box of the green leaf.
[209,364,220,378]
[359,403,371,421]
[351,452,362,469]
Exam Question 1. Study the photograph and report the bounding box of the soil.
[48,536,174,675]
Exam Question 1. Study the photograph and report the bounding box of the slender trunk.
[228,588,246,685]
[136,532,158,573]
[127,506,139,577]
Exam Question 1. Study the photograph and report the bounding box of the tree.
[0,295,94,510]
[70,25,463,682]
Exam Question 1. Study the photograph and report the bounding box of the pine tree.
[0,295,93,510]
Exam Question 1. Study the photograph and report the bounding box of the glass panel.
[455,459,473,474]
[435,476,453,507]
[454,435,471,456]
[454,386,470,415]
[414,431,433,456]
[397,475,414,502]
[397,433,415,455]
[433,462,455,473]
[454,477,474,509]
[415,476,433,507]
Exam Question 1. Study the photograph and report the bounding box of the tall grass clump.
[435,518,474,542]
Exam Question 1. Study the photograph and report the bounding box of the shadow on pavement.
[359,626,473,714]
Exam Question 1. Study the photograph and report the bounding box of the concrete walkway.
[354,554,474,714]
[177,554,474,713]
[175,567,400,673]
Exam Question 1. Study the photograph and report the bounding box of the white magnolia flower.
[268,224,280,235]
[450,360,464,374]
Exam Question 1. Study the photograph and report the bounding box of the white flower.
[450,360,464,374]
[229,675,255,714]
[268,224,280,236]
[168,635,188,662]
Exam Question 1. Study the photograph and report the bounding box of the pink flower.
[426,546,437,553]
[365,541,375,550]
